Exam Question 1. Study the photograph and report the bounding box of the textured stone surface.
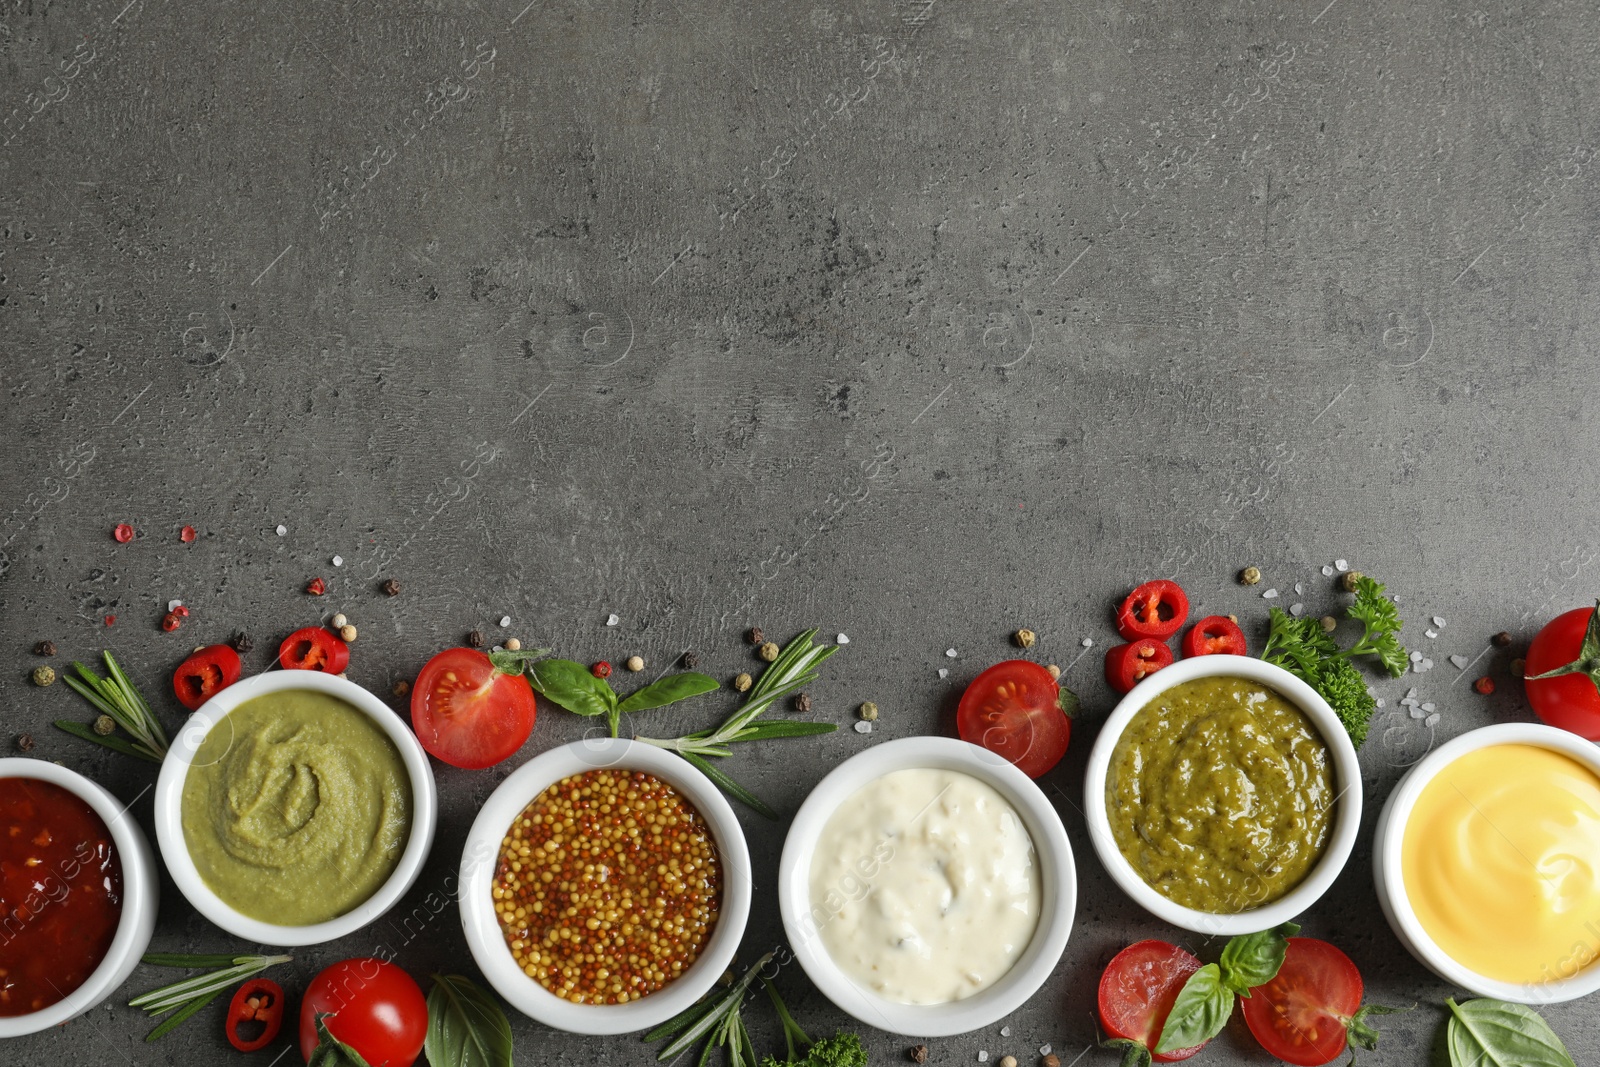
[3,0,1599,1062]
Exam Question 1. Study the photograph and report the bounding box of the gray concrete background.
[3,0,1599,1063]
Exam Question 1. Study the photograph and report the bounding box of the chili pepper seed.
[331,613,348,628]
[1045,664,1061,679]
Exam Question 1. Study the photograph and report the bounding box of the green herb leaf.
[680,751,778,820]
[762,977,810,1062]
[130,953,292,1015]
[1309,658,1378,748]
[1100,1037,1154,1067]
[61,651,168,761]
[52,719,164,763]
[308,1012,375,1067]
[143,988,223,1042]
[732,720,839,741]
[654,953,770,1061]
[643,992,722,1042]
[142,952,252,968]
[425,974,513,1067]
[1446,998,1576,1067]
[1218,921,1300,995]
[758,1031,868,1067]
[485,647,551,677]
[616,672,720,715]
[1057,683,1080,717]
[1153,963,1234,1054]
[527,659,617,718]
[1346,1002,1412,1056]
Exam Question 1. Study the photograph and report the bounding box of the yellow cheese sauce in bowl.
[1375,722,1600,1002]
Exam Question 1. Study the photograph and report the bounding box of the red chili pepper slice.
[1182,615,1248,658]
[305,577,327,596]
[1105,639,1175,693]
[1116,580,1190,640]
[173,644,244,711]
[278,627,350,674]
[227,977,285,1053]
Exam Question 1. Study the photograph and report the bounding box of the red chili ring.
[1105,639,1175,694]
[227,977,285,1053]
[1182,615,1248,658]
[1116,579,1190,640]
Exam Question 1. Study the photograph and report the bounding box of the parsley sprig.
[1260,575,1408,747]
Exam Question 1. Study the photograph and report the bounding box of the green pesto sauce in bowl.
[1105,675,1333,913]
[181,690,412,925]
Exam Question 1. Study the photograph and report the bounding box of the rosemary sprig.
[647,952,773,1063]
[130,952,292,1041]
[55,651,169,762]
[635,629,840,817]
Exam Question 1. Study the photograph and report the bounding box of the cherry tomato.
[227,977,285,1053]
[298,958,426,1067]
[1117,580,1190,640]
[1098,940,1209,1062]
[1181,616,1247,658]
[411,647,537,769]
[955,660,1073,778]
[172,644,243,710]
[1523,603,1600,740]
[1105,639,1174,693]
[1240,938,1366,1066]
[278,627,350,674]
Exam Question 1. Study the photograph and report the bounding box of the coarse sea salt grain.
[1450,654,1469,669]
[1289,603,1305,616]
[1433,616,1447,628]
[1375,697,1386,708]
[167,599,182,612]
[946,648,958,658]
[1294,582,1304,595]
[938,668,950,679]
[498,615,511,627]
[276,524,288,536]
[1263,588,1280,599]
[1425,629,1438,639]
[1422,702,1436,712]
[1422,657,1434,670]
[1081,637,1094,648]
[1406,687,1418,701]
[332,555,343,567]
[1322,564,1335,576]
[1001,1026,1012,1038]
[1335,559,1349,571]
[1411,707,1426,719]
[1410,651,1424,663]
[977,1054,988,1064]
[854,720,873,734]
[1040,1047,1053,1058]
[1425,713,1441,727]
[606,614,620,626]
[836,634,850,645]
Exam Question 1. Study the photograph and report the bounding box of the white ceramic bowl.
[153,670,437,947]
[777,736,1076,1037]
[0,759,159,1037]
[458,738,752,1036]
[1083,654,1363,936]
[1373,721,1600,1003]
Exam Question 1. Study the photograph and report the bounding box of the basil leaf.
[485,647,551,677]
[1057,684,1080,717]
[308,1013,374,1067]
[527,659,616,718]
[426,974,513,1067]
[1101,1037,1153,1067]
[616,672,720,715]
[1218,921,1300,995]
[1446,998,1576,1067]
[1153,962,1234,1054]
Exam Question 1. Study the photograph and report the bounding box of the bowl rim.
[775,735,1076,1038]
[0,758,159,1036]
[1373,721,1600,1003]
[456,737,753,1036]
[1082,654,1364,936]
[152,670,438,947]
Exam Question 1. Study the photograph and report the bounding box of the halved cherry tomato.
[172,644,243,711]
[278,627,350,674]
[1098,940,1209,1063]
[956,660,1074,777]
[298,958,426,1067]
[1117,580,1190,640]
[411,647,537,769]
[1524,601,1600,740]
[227,977,285,1053]
[1105,639,1174,693]
[1182,615,1247,658]
[1240,937,1402,1067]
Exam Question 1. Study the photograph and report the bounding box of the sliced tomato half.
[1098,940,1209,1062]
[955,659,1075,777]
[172,644,243,711]
[1182,616,1247,657]
[278,627,350,674]
[411,647,538,769]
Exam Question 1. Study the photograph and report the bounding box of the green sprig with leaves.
[54,651,169,762]
[636,629,840,818]
[1260,575,1408,747]
[524,652,717,738]
[130,952,292,1042]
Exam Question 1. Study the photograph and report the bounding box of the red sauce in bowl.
[0,777,123,1016]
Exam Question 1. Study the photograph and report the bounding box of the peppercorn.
[92,715,115,736]
[1014,628,1037,649]
[1239,565,1261,585]
[858,701,879,721]
[306,577,327,596]
[160,611,182,632]
[592,661,613,679]
[1320,615,1338,633]
[1511,657,1526,677]
[30,665,55,687]
[746,626,764,645]
[758,641,779,662]
[392,680,411,697]
[15,734,34,752]
[1000,1057,1018,1067]
[331,613,348,629]
[113,523,135,543]
[339,624,358,642]
[1491,631,1513,648]
[1042,1056,1061,1067]
[504,637,522,651]
[380,577,402,596]
[1340,570,1364,592]
[733,672,753,692]
[229,631,253,653]
[32,640,57,657]
[626,655,645,672]
[794,692,812,713]
[1474,676,1496,696]
[467,629,485,648]
[682,651,699,669]
[907,1046,929,1064]
[1045,664,1061,680]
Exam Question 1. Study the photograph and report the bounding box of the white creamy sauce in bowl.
[806,767,1041,1004]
